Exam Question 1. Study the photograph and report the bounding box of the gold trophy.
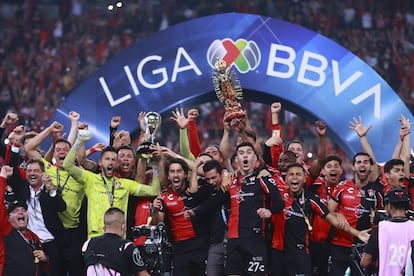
[212,58,246,125]
[136,112,162,159]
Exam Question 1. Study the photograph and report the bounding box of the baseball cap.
[384,188,409,205]
[7,200,27,215]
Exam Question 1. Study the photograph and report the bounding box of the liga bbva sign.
[51,13,413,163]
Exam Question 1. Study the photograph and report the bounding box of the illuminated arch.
[51,13,413,163]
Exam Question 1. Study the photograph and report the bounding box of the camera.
[131,225,152,238]
[132,223,167,253]
[131,223,173,275]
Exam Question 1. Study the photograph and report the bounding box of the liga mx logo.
[207,38,261,73]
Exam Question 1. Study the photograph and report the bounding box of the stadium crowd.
[1,0,414,275]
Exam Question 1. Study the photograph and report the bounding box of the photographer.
[361,188,414,275]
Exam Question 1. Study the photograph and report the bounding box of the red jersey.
[228,171,284,239]
[331,179,383,248]
[308,176,336,243]
[160,187,208,242]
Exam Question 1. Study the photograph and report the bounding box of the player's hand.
[271,102,281,114]
[349,116,372,138]
[188,109,199,120]
[220,170,232,192]
[315,120,327,137]
[171,108,189,129]
[69,111,80,122]
[152,195,163,211]
[77,129,92,143]
[357,229,371,243]
[184,209,195,220]
[0,165,13,178]
[33,250,48,262]
[257,208,272,219]
[336,212,350,230]
[111,116,121,129]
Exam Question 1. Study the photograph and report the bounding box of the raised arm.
[0,112,18,129]
[268,102,284,169]
[349,117,379,181]
[136,112,148,147]
[44,111,80,162]
[219,119,232,168]
[62,129,92,182]
[151,195,165,225]
[0,165,14,236]
[135,157,149,183]
[399,115,412,177]
[0,112,18,136]
[67,111,81,146]
[109,116,121,146]
[0,112,19,158]
[154,145,195,171]
[189,157,204,193]
[112,130,132,150]
[171,108,195,160]
[187,109,202,158]
[25,121,64,160]
[308,120,327,178]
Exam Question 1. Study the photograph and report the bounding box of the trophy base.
[224,110,247,123]
[136,142,154,157]
[136,142,160,166]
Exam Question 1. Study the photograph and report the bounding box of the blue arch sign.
[51,13,413,163]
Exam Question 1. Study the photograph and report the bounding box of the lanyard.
[101,176,115,206]
[17,230,39,250]
[294,190,313,232]
[17,230,41,264]
[56,168,70,192]
[29,194,40,220]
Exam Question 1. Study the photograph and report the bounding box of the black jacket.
[8,150,66,241]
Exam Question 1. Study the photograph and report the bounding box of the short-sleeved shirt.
[364,218,414,276]
[331,179,383,247]
[159,186,209,242]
